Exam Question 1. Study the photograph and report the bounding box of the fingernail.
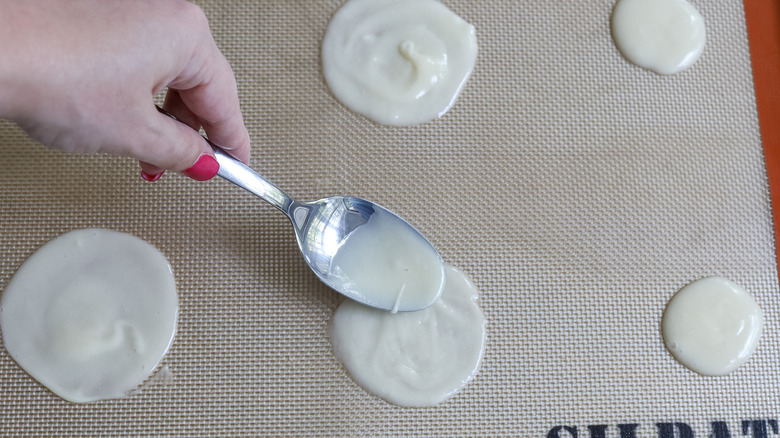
[141,170,164,182]
[182,154,219,181]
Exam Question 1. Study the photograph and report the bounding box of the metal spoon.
[212,148,444,312]
[155,106,443,311]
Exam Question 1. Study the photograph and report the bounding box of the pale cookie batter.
[329,265,485,407]
[321,0,478,126]
[611,0,706,75]
[0,229,178,403]
[328,207,445,312]
[662,277,763,376]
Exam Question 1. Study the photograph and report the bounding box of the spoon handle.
[154,105,295,214]
[211,147,294,214]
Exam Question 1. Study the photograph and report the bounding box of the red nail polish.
[141,170,164,182]
[183,154,219,181]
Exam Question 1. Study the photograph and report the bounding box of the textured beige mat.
[1,0,777,436]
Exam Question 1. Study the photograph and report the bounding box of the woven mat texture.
[1,0,777,436]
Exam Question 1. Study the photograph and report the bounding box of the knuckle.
[178,1,209,29]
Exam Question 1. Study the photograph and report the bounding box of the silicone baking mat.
[1,0,778,436]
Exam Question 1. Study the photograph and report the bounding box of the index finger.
[168,31,251,164]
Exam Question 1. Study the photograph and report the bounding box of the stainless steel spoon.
[212,148,443,312]
[155,106,442,311]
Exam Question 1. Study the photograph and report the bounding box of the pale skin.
[0,0,251,180]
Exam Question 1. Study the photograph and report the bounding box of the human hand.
[0,0,250,181]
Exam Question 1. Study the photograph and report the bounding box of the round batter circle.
[0,228,178,403]
[662,277,762,376]
[611,0,706,74]
[329,265,485,407]
[321,0,478,126]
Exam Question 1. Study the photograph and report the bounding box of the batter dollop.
[329,265,485,407]
[321,0,478,125]
[611,0,706,74]
[1,229,178,403]
[662,277,762,376]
